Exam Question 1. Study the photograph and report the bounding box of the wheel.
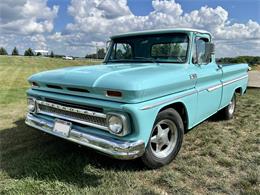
[141,108,184,169]
[221,93,236,120]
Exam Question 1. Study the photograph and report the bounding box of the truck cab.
[26,28,248,168]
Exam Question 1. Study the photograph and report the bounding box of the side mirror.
[205,42,215,63]
[192,56,198,64]
[205,42,215,54]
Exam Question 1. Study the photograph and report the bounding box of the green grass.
[0,56,259,194]
[251,65,260,71]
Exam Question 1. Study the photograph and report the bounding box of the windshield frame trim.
[104,32,191,64]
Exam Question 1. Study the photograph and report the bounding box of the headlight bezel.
[106,112,130,136]
[27,97,36,113]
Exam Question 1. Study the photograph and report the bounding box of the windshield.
[106,33,189,63]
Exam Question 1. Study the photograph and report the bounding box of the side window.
[192,38,209,64]
[110,43,133,60]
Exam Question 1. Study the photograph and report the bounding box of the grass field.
[0,56,259,194]
[251,65,260,71]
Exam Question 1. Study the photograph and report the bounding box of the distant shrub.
[0,47,8,55]
[50,51,54,58]
[85,48,106,59]
[24,48,34,56]
[12,47,19,55]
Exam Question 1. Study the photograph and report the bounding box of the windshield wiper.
[107,57,159,64]
[108,59,132,62]
[133,57,159,64]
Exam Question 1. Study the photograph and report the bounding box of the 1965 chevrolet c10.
[25,28,248,168]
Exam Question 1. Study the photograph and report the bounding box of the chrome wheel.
[150,119,178,159]
[228,97,235,115]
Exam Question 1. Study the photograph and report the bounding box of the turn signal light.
[31,82,39,87]
[106,90,122,98]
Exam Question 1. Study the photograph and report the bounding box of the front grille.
[36,100,108,130]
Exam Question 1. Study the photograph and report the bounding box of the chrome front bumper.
[25,113,145,159]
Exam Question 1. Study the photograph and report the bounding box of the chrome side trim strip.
[25,113,145,159]
[140,90,197,110]
[140,74,248,110]
[223,75,248,86]
[207,84,222,92]
[205,75,248,92]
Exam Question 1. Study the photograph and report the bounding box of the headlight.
[108,115,123,134]
[106,113,130,136]
[27,97,36,112]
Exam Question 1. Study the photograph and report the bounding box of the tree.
[85,53,98,59]
[36,52,42,56]
[50,51,54,58]
[12,47,19,55]
[0,47,8,55]
[216,56,260,66]
[24,48,34,56]
[97,48,106,59]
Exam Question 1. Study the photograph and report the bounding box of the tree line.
[216,56,260,66]
[2,46,106,59]
[1,46,259,66]
[0,47,55,57]
[85,48,106,59]
[0,47,19,56]
[0,45,101,59]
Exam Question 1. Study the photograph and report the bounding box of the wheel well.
[159,102,188,131]
[235,87,243,95]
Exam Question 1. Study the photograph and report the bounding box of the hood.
[29,63,193,103]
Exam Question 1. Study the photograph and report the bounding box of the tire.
[220,93,236,120]
[141,108,184,169]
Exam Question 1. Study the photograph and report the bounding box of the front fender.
[123,88,198,146]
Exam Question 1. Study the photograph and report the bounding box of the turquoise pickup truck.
[25,28,248,168]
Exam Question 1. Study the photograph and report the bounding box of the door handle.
[189,74,197,80]
[216,64,223,71]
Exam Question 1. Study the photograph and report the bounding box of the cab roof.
[111,28,212,39]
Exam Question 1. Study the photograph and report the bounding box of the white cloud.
[48,32,64,42]
[0,0,59,34]
[152,0,183,16]
[60,0,260,57]
[30,34,47,49]
[0,0,259,57]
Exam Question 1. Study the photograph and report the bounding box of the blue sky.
[48,0,260,32]
[128,0,260,22]
[1,0,260,57]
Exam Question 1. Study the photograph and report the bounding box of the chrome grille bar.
[36,100,108,131]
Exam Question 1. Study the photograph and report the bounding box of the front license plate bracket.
[53,119,72,137]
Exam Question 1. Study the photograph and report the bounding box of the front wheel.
[141,108,184,169]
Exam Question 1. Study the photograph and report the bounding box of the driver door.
[193,36,223,122]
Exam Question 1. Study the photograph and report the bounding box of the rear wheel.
[141,109,184,169]
[220,93,236,120]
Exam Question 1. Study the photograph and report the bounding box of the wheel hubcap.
[150,119,178,158]
[228,97,235,114]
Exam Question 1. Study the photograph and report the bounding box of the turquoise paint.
[28,63,196,104]
[27,29,248,146]
[111,28,212,39]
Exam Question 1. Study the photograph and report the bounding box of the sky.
[0,0,259,57]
